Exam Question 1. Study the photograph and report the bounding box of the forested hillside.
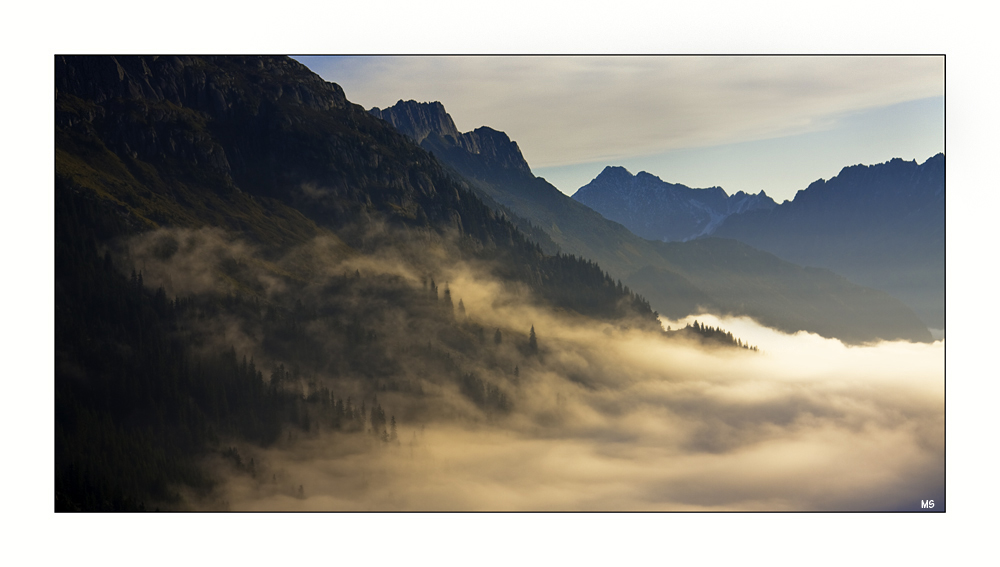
[54,56,684,510]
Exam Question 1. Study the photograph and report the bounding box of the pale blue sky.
[536,96,943,201]
[294,56,943,203]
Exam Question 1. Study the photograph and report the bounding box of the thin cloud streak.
[299,55,943,171]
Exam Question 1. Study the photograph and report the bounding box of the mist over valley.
[54,55,944,512]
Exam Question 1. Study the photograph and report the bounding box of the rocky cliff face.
[370,100,460,143]
[56,55,348,112]
[572,166,776,242]
[370,100,532,180]
[56,56,355,199]
[54,56,538,252]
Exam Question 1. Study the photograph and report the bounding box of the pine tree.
[443,285,453,312]
[529,325,538,353]
[458,299,466,317]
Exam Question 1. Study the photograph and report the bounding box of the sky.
[295,56,943,202]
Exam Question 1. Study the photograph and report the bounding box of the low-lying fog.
[129,227,943,511]
[199,310,943,511]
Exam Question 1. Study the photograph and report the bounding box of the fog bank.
[200,303,943,510]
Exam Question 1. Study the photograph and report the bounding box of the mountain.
[711,154,945,330]
[55,56,664,510]
[371,101,533,180]
[572,166,776,242]
[370,99,932,345]
[56,57,655,321]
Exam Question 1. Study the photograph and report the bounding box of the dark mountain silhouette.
[572,166,776,242]
[712,154,944,329]
[55,56,663,510]
[55,56,652,322]
[370,99,932,344]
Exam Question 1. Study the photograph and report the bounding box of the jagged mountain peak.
[371,100,532,177]
[594,165,634,181]
[572,167,774,242]
[369,99,461,143]
[785,153,944,210]
[365,94,931,344]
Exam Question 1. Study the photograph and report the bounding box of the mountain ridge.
[368,98,932,344]
[572,165,777,242]
[712,153,944,329]
[55,55,673,510]
[56,56,657,324]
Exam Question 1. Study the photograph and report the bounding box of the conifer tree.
[443,285,453,311]
[529,325,538,353]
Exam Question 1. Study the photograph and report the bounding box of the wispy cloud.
[299,56,942,170]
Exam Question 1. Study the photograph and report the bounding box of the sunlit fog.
[126,227,943,511]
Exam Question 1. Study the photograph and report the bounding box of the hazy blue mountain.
[370,100,932,344]
[572,166,776,242]
[712,154,944,329]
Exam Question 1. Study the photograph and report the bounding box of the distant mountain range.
[572,167,776,242]
[565,149,943,331]
[370,100,932,344]
[712,154,944,330]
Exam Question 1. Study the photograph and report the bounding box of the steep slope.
[370,99,931,344]
[55,56,666,510]
[712,155,944,329]
[572,166,776,242]
[55,56,653,324]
